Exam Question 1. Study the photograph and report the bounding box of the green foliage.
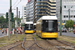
[0,16,7,28]
[21,23,25,27]
[0,15,21,28]
[65,20,74,28]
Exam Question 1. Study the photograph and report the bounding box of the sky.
[0,0,28,17]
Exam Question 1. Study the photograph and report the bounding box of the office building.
[26,0,34,22]
[26,0,56,22]
[21,6,26,23]
[56,0,75,23]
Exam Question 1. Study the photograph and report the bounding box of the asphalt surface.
[0,30,7,37]
[0,30,75,37]
[58,32,75,37]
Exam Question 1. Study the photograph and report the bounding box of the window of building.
[66,16,68,17]
[64,6,66,8]
[70,16,73,18]
[64,16,65,18]
[70,16,72,18]
[74,15,75,18]
[64,10,68,13]
[64,15,68,18]
[24,7,26,10]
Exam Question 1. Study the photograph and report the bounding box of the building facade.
[21,6,26,23]
[34,0,56,22]
[26,0,56,22]
[56,0,75,23]
[26,0,34,22]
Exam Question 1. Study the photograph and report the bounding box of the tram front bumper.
[25,30,34,33]
[42,32,58,38]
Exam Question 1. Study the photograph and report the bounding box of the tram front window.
[25,24,33,30]
[30,24,33,30]
[42,20,58,32]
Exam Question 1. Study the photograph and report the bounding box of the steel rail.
[7,42,22,50]
[7,37,26,50]
[22,37,27,50]
[33,37,47,50]
[56,40,75,48]
[45,40,61,50]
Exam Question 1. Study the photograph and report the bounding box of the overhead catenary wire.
[12,0,18,7]
[12,0,22,9]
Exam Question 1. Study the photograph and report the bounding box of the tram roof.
[25,22,33,24]
[37,16,57,21]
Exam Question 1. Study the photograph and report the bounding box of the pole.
[69,9,70,20]
[16,7,18,27]
[16,7,18,38]
[19,11,20,18]
[19,11,20,27]
[33,0,35,30]
[10,0,12,29]
[60,0,62,36]
[8,0,12,40]
[10,0,12,12]
[8,10,10,40]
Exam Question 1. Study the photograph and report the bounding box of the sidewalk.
[0,34,7,38]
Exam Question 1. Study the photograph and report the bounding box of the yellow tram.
[36,16,58,39]
[24,22,34,34]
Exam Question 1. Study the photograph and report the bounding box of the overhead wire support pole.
[33,0,35,30]
[10,0,12,12]
[16,7,18,27]
[8,10,10,40]
[10,0,12,29]
[8,0,12,40]
[19,11,20,27]
[60,0,62,36]
[16,7,18,38]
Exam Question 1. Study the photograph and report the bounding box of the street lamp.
[68,6,73,20]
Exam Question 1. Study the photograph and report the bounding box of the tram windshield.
[25,24,33,30]
[42,20,58,32]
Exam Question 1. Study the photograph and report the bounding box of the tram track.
[45,39,75,50]
[24,34,47,50]
[6,34,75,50]
[7,34,47,50]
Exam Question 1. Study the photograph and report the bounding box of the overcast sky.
[0,0,28,17]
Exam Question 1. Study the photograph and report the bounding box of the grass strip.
[58,35,75,43]
[0,34,25,47]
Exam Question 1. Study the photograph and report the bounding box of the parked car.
[73,29,75,34]
[62,28,67,32]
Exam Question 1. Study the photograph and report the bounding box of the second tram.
[24,22,34,34]
[36,16,58,39]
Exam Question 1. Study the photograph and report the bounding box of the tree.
[0,16,7,28]
[65,20,74,29]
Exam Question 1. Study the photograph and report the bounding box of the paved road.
[0,30,75,37]
[58,32,75,37]
[0,30,7,37]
